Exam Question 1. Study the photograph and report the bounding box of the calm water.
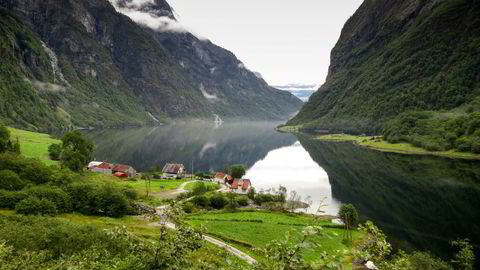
[85,122,480,261]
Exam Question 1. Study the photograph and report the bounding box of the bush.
[0,153,55,184]
[338,204,358,227]
[0,169,30,191]
[182,202,194,213]
[0,190,27,209]
[26,185,72,213]
[192,195,209,208]
[209,193,228,209]
[15,196,58,216]
[48,143,62,160]
[236,196,249,206]
[67,182,130,217]
[122,186,138,200]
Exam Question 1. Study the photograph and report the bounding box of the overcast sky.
[167,0,363,87]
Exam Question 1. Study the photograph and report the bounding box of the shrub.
[15,196,58,216]
[122,186,138,200]
[209,193,228,209]
[48,143,62,160]
[338,204,358,227]
[0,190,27,209]
[67,182,129,217]
[0,153,55,184]
[182,202,194,213]
[192,195,209,208]
[26,185,72,213]
[0,169,30,191]
[236,196,249,206]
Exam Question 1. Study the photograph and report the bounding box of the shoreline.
[277,126,480,160]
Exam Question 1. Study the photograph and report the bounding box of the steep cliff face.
[0,0,302,130]
[288,0,480,133]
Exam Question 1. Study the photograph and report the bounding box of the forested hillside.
[288,0,480,140]
[0,0,301,131]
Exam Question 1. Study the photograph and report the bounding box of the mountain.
[272,84,317,102]
[288,0,480,134]
[0,0,302,131]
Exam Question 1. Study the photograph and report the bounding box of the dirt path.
[151,220,257,265]
[153,205,257,265]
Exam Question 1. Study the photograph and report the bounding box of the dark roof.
[162,163,184,174]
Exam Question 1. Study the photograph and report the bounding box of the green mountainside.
[288,0,480,136]
[0,0,302,131]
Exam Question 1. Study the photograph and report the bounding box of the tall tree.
[60,131,94,172]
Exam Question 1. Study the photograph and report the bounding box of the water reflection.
[245,142,341,215]
[85,122,297,172]
[297,134,480,262]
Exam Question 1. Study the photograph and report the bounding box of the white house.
[162,163,185,177]
[91,162,113,174]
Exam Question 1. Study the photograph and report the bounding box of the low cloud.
[108,0,202,36]
[200,84,219,101]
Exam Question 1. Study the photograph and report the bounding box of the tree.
[228,164,246,179]
[48,144,62,160]
[60,131,94,171]
[0,125,20,154]
[338,204,359,228]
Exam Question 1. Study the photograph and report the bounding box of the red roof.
[231,179,239,189]
[215,172,226,178]
[113,164,132,172]
[97,162,113,169]
[114,172,128,178]
[242,179,251,190]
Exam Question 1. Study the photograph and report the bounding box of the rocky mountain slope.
[288,0,480,134]
[0,0,302,131]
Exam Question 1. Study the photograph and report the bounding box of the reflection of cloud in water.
[199,142,217,159]
[245,141,341,215]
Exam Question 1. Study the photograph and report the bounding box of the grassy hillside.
[288,0,480,134]
[186,211,361,264]
[7,127,59,165]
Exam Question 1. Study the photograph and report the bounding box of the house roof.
[242,179,251,190]
[114,172,128,178]
[113,164,133,172]
[162,163,184,174]
[231,179,239,189]
[88,161,103,169]
[230,179,251,190]
[215,172,225,178]
[96,162,113,169]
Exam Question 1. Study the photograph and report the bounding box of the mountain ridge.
[0,0,302,131]
[288,0,480,134]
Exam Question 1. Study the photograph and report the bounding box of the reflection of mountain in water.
[297,135,480,261]
[85,122,296,172]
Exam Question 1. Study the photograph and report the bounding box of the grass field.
[184,181,220,191]
[7,127,60,165]
[0,210,249,268]
[317,134,480,160]
[186,210,360,264]
[121,179,189,194]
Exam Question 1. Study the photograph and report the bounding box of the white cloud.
[108,0,205,38]
[199,83,219,101]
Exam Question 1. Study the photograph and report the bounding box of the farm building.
[162,163,185,177]
[112,164,137,178]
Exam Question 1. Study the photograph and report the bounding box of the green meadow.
[8,127,60,165]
